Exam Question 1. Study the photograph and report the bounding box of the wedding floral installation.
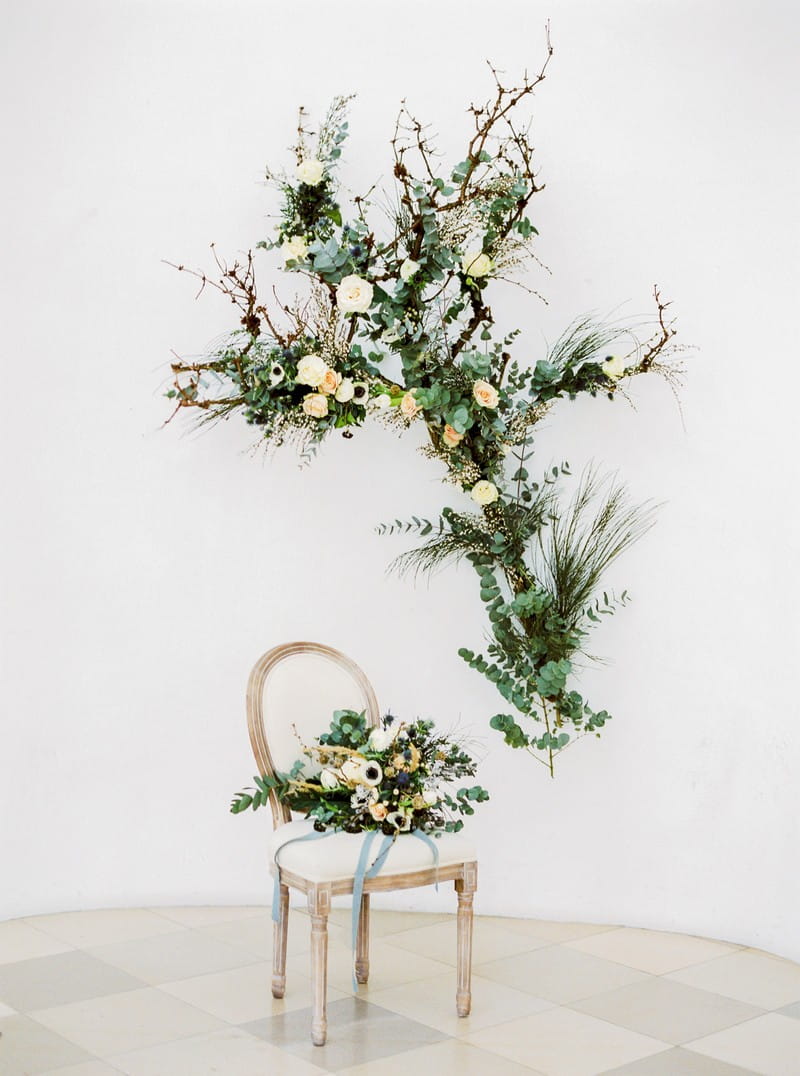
[166,38,682,776]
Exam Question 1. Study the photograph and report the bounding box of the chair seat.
[270,818,476,883]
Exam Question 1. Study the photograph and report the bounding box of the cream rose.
[336,274,374,314]
[372,393,391,411]
[320,769,339,790]
[318,368,342,396]
[295,354,328,387]
[602,355,626,380]
[471,479,499,506]
[399,258,419,282]
[302,393,328,419]
[296,158,325,186]
[400,390,421,419]
[461,250,493,277]
[335,378,355,403]
[281,235,308,262]
[422,789,439,806]
[473,379,499,408]
[442,424,464,449]
[369,802,389,822]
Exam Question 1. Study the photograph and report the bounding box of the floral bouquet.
[231,709,489,834]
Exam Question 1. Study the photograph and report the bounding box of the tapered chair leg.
[272,882,289,998]
[355,892,370,984]
[455,863,478,1017]
[308,884,332,1046]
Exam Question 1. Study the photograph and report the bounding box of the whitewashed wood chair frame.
[247,641,478,1046]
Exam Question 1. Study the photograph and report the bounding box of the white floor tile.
[477,942,647,1003]
[109,1026,326,1075]
[338,1037,545,1074]
[148,905,269,927]
[465,1005,669,1075]
[0,920,73,965]
[383,918,549,967]
[158,961,349,1024]
[31,987,225,1057]
[86,929,259,985]
[368,970,553,1037]
[40,1063,124,1076]
[668,949,800,1009]
[688,1012,800,1075]
[24,910,181,949]
[566,926,739,974]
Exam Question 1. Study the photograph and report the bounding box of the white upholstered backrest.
[246,642,380,826]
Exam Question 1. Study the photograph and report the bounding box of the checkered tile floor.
[2,905,800,1074]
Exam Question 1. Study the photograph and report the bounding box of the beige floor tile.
[31,987,225,1057]
[465,1006,669,1075]
[199,908,349,957]
[603,1045,759,1074]
[40,1063,124,1076]
[0,951,145,1012]
[108,1026,326,1075]
[158,961,349,1024]
[478,943,647,1003]
[368,970,553,1036]
[0,920,73,965]
[86,929,259,985]
[325,906,453,938]
[286,937,452,995]
[148,905,269,928]
[688,1012,800,1075]
[481,916,618,943]
[24,910,180,949]
[383,919,549,967]
[0,1013,93,1075]
[338,1036,545,1074]
[566,926,740,974]
[667,949,800,1009]
[571,975,764,1044]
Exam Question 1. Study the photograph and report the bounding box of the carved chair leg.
[272,882,289,999]
[355,892,370,984]
[455,863,478,1017]
[308,884,332,1046]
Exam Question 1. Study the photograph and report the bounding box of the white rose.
[320,769,340,790]
[281,235,308,262]
[461,250,493,277]
[302,393,328,419]
[471,479,499,506]
[336,274,374,314]
[296,158,325,186]
[295,354,328,387]
[422,789,438,806]
[335,378,355,403]
[602,355,627,380]
[473,379,499,408]
[399,258,419,282]
[372,393,391,410]
[368,727,395,752]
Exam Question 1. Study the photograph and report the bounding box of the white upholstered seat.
[246,641,478,1047]
[271,818,476,882]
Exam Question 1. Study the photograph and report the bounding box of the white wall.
[3,0,799,961]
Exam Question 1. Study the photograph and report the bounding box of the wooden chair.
[246,640,478,1046]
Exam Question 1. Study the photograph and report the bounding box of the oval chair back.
[246,641,381,827]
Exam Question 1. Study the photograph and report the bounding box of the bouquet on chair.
[231,709,489,834]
